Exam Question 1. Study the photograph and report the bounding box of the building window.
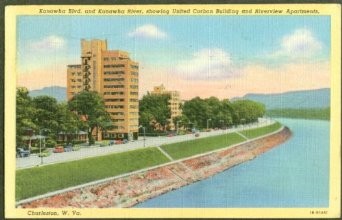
[104,71,125,75]
[104,99,125,102]
[104,78,125,82]
[113,119,125,122]
[104,91,125,95]
[104,64,125,68]
[130,65,139,69]
[130,105,138,109]
[77,79,82,82]
[130,85,138,89]
[131,78,138,83]
[130,99,139,102]
[131,72,138,76]
[105,105,124,109]
[111,112,124,116]
[130,92,138,96]
[103,57,109,61]
[104,85,125,88]
[71,79,76,82]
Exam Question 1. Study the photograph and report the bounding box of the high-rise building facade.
[67,39,139,140]
[151,84,182,129]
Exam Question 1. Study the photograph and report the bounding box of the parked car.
[64,143,73,152]
[115,140,123,144]
[109,140,115,145]
[16,148,30,158]
[53,146,64,153]
[123,139,128,144]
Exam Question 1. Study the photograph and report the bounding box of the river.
[136,118,330,207]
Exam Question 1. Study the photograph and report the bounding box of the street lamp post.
[139,125,146,147]
[39,128,49,165]
[39,129,42,165]
[176,120,182,135]
[207,118,211,131]
[241,118,246,130]
[220,120,224,133]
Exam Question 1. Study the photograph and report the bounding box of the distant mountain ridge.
[29,86,67,102]
[235,88,330,109]
[29,86,330,109]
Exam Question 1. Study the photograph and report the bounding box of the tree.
[16,87,37,147]
[182,97,211,129]
[32,95,59,139]
[172,115,190,132]
[139,93,171,133]
[231,100,266,124]
[68,91,112,145]
[56,102,84,143]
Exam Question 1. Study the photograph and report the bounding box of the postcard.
[4,3,341,219]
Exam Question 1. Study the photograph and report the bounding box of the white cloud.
[175,48,234,80]
[28,35,66,51]
[128,24,167,39]
[273,28,322,58]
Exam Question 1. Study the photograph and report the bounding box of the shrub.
[72,145,81,151]
[38,149,51,157]
[45,139,57,148]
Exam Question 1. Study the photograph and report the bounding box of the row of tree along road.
[16,87,265,151]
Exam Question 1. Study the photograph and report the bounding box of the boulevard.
[16,118,273,169]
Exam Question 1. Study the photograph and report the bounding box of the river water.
[136,118,330,208]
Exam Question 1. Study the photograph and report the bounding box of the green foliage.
[72,145,81,151]
[32,96,59,136]
[230,100,266,124]
[45,139,57,148]
[97,140,110,147]
[68,91,112,145]
[16,147,170,201]
[182,97,235,129]
[266,108,330,121]
[240,122,282,139]
[161,133,246,160]
[139,93,171,132]
[38,149,52,157]
[16,87,37,146]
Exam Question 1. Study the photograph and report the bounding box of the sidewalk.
[16,119,275,169]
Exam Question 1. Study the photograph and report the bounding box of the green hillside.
[266,108,330,120]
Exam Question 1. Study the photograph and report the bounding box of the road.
[16,118,274,169]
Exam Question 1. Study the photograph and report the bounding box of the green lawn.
[16,147,170,201]
[16,122,284,201]
[161,133,246,160]
[240,122,282,139]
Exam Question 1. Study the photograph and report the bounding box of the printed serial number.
[310,210,328,215]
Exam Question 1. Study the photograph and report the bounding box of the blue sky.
[17,15,331,98]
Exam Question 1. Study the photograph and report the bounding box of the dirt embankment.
[19,127,291,208]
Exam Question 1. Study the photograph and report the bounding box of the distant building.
[151,84,182,130]
[67,39,139,140]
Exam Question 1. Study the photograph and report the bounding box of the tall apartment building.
[151,84,182,130]
[67,39,139,140]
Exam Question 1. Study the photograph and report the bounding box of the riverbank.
[18,126,291,208]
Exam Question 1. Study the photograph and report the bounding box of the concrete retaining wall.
[19,127,291,208]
